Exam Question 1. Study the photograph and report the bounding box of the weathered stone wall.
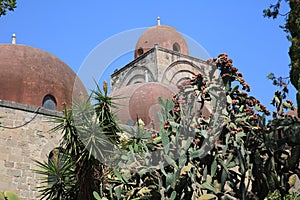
[110,46,211,90]
[0,100,62,200]
[110,48,158,91]
[156,47,210,85]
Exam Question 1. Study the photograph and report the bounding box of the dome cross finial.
[157,16,160,26]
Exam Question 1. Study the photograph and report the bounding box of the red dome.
[110,82,177,128]
[135,25,189,58]
[0,44,87,110]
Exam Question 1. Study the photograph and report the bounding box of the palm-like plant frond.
[93,81,122,144]
[35,81,124,199]
[33,151,77,200]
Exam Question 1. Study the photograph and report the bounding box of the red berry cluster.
[215,53,251,92]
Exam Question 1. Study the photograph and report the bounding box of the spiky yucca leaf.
[33,152,77,200]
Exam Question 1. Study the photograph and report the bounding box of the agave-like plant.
[34,149,77,200]
[34,82,122,200]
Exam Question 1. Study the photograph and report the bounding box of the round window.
[137,48,144,56]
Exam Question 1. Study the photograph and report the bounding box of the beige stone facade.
[0,100,62,199]
[111,46,211,91]
[109,43,216,128]
[0,22,212,199]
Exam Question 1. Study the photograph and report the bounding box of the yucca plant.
[34,149,77,200]
[34,82,122,200]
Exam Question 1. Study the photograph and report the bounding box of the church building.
[110,18,211,128]
[0,19,211,199]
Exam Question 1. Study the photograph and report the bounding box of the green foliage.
[264,0,300,117]
[0,191,20,200]
[92,53,300,199]
[34,55,300,199]
[268,189,300,200]
[0,0,16,17]
[34,82,121,200]
[33,150,77,200]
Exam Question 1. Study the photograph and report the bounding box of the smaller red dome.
[135,25,189,58]
[110,82,177,128]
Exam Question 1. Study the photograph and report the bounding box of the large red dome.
[135,25,189,58]
[110,82,177,128]
[0,44,87,110]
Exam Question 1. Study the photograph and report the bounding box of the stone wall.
[0,100,63,199]
[110,48,158,91]
[156,47,211,85]
[110,46,211,90]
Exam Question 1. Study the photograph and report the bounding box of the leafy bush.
[35,54,300,199]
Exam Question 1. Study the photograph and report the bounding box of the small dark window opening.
[137,48,144,56]
[42,95,57,110]
[173,43,180,52]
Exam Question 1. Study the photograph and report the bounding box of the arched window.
[137,48,144,56]
[42,95,56,110]
[173,43,180,52]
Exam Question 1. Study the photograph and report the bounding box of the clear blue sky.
[0,1,294,112]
